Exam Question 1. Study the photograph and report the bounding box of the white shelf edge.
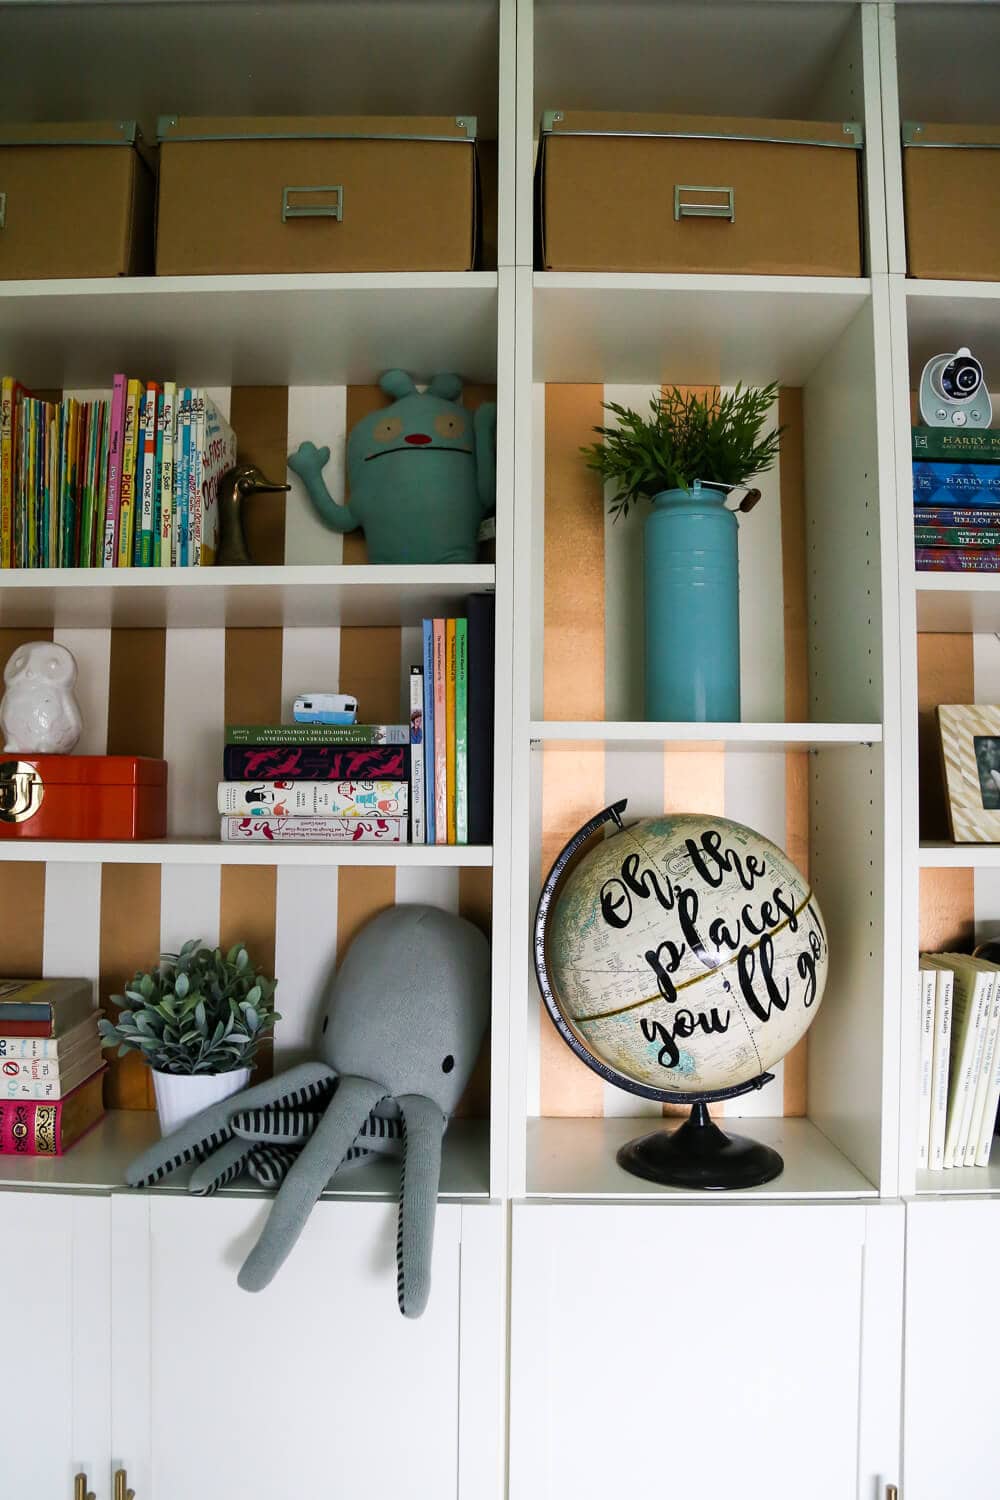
[0,564,496,591]
[529,720,883,747]
[905,278,1000,302]
[0,271,500,300]
[914,573,1000,594]
[0,839,493,867]
[534,271,873,297]
[919,842,1000,869]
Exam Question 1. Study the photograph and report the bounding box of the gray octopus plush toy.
[125,905,490,1318]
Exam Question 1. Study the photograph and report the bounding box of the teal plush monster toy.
[287,370,496,564]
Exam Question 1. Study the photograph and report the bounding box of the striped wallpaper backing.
[532,383,810,1122]
[919,631,1000,957]
[0,383,494,1114]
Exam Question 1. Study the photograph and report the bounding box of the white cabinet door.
[111,1192,504,1500]
[0,1191,110,1500]
[509,1201,903,1500]
[904,1198,1000,1499]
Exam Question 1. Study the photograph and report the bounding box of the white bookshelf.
[0,839,494,867]
[0,564,495,629]
[530,721,883,749]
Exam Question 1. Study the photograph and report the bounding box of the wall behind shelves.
[0,379,495,1114]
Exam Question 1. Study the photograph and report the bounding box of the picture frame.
[938,704,1000,842]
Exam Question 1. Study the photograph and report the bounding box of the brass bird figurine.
[214,463,291,566]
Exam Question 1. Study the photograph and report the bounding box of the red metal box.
[0,756,167,840]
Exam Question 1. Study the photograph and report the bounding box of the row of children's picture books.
[0,375,236,568]
[917,953,1000,1171]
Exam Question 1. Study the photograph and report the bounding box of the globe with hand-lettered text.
[542,812,828,1096]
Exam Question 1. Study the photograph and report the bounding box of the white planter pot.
[152,1067,251,1137]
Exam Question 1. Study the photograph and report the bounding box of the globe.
[539,809,828,1101]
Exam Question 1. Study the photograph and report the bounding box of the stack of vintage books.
[219,724,412,845]
[0,978,105,1155]
[913,424,1000,572]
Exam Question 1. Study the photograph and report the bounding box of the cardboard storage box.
[0,755,167,841]
[0,121,154,280]
[903,122,1000,281]
[156,114,481,275]
[536,111,864,276]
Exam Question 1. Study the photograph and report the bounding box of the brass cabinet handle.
[114,1469,135,1500]
[74,1476,96,1500]
[886,1486,899,1500]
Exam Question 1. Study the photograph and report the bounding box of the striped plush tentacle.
[395,1095,447,1319]
[188,1135,258,1196]
[125,1061,337,1189]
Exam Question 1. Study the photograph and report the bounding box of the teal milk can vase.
[644,485,741,721]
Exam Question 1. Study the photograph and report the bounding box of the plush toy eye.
[322,1016,329,1034]
[433,412,465,440]
[373,417,403,443]
[442,1054,455,1073]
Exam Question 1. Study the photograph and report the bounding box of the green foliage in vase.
[98,939,280,1075]
[582,383,784,521]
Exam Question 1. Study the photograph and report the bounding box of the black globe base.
[616,1100,784,1190]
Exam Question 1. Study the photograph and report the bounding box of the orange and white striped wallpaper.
[0,383,494,1114]
[530,383,810,1121]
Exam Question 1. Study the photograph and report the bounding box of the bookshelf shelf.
[532,273,872,385]
[915,1137,1000,1196]
[0,1109,490,1199]
[0,838,493,868]
[918,842,1000,869]
[529,721,883,750]
[905,280,1000,382]
[0,565,494,629]
[913,574,1000,633]
[0,274,500,389]
[525,1117,877,1201]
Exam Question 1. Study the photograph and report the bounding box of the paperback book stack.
[220,723,412,844]
[916,953,1000,1171]
[913,425,1000,572]
[0,978,105,1155]
[411,595,495,846]
[0,374,236,568]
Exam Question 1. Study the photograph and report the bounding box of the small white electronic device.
[919,346,993,428]
[293,693,359,725]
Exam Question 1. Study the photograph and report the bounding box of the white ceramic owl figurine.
[1,642,83,755]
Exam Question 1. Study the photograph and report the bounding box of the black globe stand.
[617,1095,784,1191]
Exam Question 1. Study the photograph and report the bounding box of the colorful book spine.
[0,1066,105,1155]
[159,382,176,568]
[94,400,110,567]
[913,506,1000,527]
[0,377,14,567]
[217,781,409,817]
[138,383,160,566]
[225,723,410,746]
[917,963,936,1170]
[199,395,238,565]
[78,401,94,568]
[175,388,192,566]
[0,1018,99,1060]
[422,619,436,845]
[117,379,143,567]
[446,619,457,844]
[914,461,1000,508]
[1,1049,102,1100]
[188,388,206,565]
[915,548,1000,572]
[222,744,409,781]
[455,617,468,845]
[220,816,408,843]
[912,425,1000,462]
[103,374,127,566]
[410,665,426,845]
[433,619,448,844]
[466,592,495,846]
[914,527,1000,547]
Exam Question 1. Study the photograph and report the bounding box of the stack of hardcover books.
[220,724,412,844]
[0,373,236,568]
[0,978,105,1155]
[913,425,1000,572]
[916,953,1000,1171]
